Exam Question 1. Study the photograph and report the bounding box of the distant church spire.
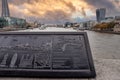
[1,0,10,17]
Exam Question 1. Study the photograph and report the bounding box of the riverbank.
[0,28,27,32]
[12,27,77,32]
[93,30,120,35]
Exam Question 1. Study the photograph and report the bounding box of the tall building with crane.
[0,0,26,28]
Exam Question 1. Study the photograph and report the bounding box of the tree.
[93,22,115,31]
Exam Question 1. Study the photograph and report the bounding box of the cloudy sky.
[0,0,120,24]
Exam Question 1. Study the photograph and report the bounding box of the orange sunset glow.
[0,0,120,23]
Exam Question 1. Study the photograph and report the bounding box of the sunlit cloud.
[0,0,120,23]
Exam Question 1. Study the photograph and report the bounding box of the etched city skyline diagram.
[0,32,96,78]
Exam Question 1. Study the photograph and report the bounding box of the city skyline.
[0,0,120,23]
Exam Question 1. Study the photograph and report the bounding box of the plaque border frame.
[0,32,96,78]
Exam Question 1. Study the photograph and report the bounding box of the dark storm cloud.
[8,0,120,17]
[85,0,120,16]
[86,0,115,8]
[1,0,120,23]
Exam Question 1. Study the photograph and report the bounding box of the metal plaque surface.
[0,32,96,78]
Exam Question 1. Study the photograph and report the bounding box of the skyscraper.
[96,8,106,22]
[1,0,10,17]
[0,0,26,28]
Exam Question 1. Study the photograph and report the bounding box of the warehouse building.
[0,17,26,28]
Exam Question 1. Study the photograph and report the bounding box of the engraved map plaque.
[0,32,96,78]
